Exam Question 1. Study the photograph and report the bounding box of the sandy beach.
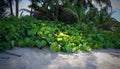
[0,47,120,69]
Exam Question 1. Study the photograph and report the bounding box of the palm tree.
[61,0,112,23]
[27,0,112,24]
[95,0,112,11]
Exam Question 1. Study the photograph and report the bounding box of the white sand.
[0,47,120,69]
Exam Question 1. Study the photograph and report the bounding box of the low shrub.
[0,16,120,53]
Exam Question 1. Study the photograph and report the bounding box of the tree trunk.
[9,0,14,16]
[30,8,33,16]
[15,0,19,17]
[30,0,33,16]
[55,1,59,21]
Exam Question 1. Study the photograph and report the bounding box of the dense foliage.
[0,0,8,17]
[0,16,120,53]
[19,0,112,24]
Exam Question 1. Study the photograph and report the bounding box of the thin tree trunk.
[30,8,33,16]
[15,0,19,17]
[55,1,59,21]
[9,0,14,16]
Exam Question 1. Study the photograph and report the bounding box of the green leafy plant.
[35,40,47,49]
[50,42,61,52]
[0,16,120,53]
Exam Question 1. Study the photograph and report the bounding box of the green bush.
[0,16,120,53]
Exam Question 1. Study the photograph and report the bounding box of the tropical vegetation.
[0,0,120,53]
